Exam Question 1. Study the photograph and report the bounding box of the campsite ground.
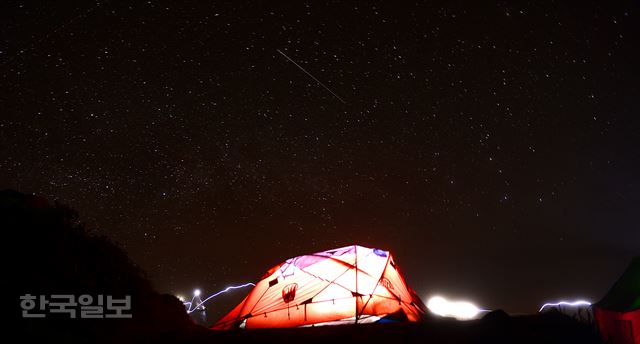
[6,191,605,344]
[178,311,603,344]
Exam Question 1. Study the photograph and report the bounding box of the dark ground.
[194,311,602,344]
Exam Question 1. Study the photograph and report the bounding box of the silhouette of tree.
[4,190,203,343]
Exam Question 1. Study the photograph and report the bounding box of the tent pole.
[355,244,358,324]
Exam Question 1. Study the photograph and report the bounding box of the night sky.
[2,1,639,316]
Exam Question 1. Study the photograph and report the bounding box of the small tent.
[594,257,640,344]
[212,245,426,329]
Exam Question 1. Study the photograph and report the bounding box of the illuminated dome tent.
[212,245,426,329]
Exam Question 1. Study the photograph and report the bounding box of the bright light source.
[539,300,591,312]
[176,295,185,302]
[427,295,483,320]
[186,283,255,314]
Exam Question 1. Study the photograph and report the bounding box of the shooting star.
[276,49,346,104]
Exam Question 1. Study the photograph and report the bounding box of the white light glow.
[185,283,256,313]
[427,295,483,320]
[539,300,591,312]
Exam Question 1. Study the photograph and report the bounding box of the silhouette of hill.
[5,190,205,343]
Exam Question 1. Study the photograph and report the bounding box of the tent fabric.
[594,308,640,344]
[594,257,640,344]
[211,245,426,329]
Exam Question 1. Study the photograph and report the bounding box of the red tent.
[594,257,640,344]
[212,245,426,329]
[594,308,640,344]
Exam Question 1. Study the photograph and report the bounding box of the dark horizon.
[2,1,639,317]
